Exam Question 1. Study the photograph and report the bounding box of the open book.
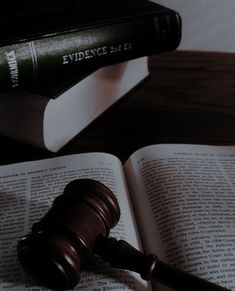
[0,144,235,291]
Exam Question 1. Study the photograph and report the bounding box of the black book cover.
[0,0,178,43]
[0,0,181,93]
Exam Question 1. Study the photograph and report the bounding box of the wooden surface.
[1,50,235,165]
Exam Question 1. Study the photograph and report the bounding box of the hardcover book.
[0,57,149,152]
[0,144,234,290]
[0,0,181,91]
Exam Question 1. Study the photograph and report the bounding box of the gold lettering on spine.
[62,42,133,65]
[5,50,19,88]
[62,46,108,64]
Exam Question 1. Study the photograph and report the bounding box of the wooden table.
[1,50,235,165]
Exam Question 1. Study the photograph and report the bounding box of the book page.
[0,152,151,291]
[124,144,235,290]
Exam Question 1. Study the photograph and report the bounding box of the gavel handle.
[94,237,230,291]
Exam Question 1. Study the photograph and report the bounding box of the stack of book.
[0,0,181,152]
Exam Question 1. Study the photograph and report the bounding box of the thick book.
[0,144,234,290]
[0,57,149,152]
[0,0,181,92]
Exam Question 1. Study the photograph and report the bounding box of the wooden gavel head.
[17,179,120,290]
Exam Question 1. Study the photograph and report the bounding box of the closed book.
[0,0,181,92]
[0,57,149,152]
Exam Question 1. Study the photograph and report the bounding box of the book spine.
[0,12,181,92]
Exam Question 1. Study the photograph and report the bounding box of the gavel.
[17,179,229,291]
